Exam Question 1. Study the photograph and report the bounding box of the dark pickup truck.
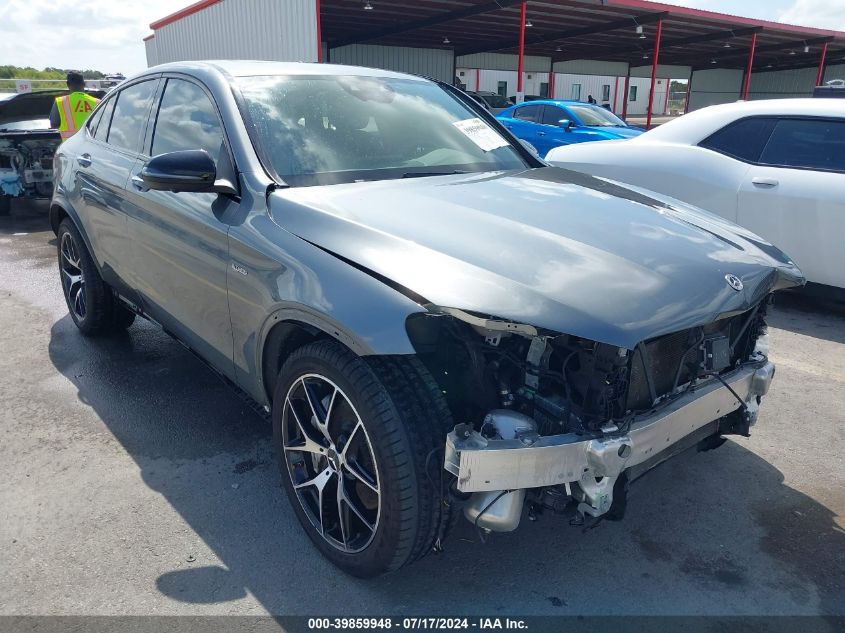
[0,89,103,215]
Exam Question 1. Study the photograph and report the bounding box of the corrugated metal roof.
[316,0,845,72]
[147,0,845,74]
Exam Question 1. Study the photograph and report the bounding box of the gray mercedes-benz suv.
[51,60,803,577]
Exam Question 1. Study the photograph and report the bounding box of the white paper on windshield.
[453,118,509,152]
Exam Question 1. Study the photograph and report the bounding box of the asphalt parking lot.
[1,199,843,619]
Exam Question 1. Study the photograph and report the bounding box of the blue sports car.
[497,100,643,158]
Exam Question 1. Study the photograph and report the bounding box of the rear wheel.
[0,195,10,216]
[57,218,133,335]
[273,340,454,577]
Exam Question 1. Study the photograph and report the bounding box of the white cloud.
[778,0,845,30]
[0,0,179,75]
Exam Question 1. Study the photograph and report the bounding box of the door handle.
[130,175,149,192]
[537,131,547,136]
[751,177,779,188]
[76,154,92,168]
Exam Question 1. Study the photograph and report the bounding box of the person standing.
[49,72,99,141]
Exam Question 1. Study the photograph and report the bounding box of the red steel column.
[683,74,693,113]
[646,17,663,130]
[742,31,757,100]
[612,76,619,112]
[621,73,630,120]
[315,0,323,62]
[816,42,828,86]
[517,0,526,101]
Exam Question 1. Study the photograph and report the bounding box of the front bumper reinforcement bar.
[445,361,775,499]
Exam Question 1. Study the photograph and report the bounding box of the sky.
[1,0,844,76]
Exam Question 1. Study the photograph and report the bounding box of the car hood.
[0,93,57,128]
[597,125,643,138]
[0,90,104,128]
[573,125,642,140]
[0,118,51,132]
[268,167,803,348]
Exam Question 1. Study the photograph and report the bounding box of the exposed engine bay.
[0,89,73,211]
[407,297,773,534]
[0,134,57,200]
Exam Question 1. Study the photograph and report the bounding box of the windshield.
[567,105,627,127]
[237,75,528,186]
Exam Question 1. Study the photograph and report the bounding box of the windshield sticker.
[453,118,509,152]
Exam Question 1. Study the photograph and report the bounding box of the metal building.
[144,0,845,127]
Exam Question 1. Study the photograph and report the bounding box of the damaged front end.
[0,133,58,205]
[408,299,775,533]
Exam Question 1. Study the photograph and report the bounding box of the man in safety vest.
[49,72,99,141]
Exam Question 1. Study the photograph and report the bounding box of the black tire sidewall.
[57,219,113,335]
[272,342,419,578]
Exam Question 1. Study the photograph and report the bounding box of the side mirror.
[558,119,574,130]
[141,149,235,194]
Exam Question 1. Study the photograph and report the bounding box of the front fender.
[228,212,426,406]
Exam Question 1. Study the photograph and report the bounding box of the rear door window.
[151,78,225,162]
[86,101,105,136]
[93,97,115,142]
[513,104,542,122]
[759,118,845,172]
[540,105,567,126]
[699,117,777,163]
[107,80,157,153]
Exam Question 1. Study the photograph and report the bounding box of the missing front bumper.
[445,360,774,523]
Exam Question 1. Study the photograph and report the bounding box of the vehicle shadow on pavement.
[770,291,845,345]
[0,199,51,235]
[47,312,845,617]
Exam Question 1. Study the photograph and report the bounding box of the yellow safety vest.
[56,92,100,141]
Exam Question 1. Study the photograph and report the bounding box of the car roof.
[141,60,431,83]
[508,99,600,108]
[640,98,845,145]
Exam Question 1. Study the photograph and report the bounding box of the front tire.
[273,340,454,578]
[0,195,10,216]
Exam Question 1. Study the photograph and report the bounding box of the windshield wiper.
[401,170,468,178]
